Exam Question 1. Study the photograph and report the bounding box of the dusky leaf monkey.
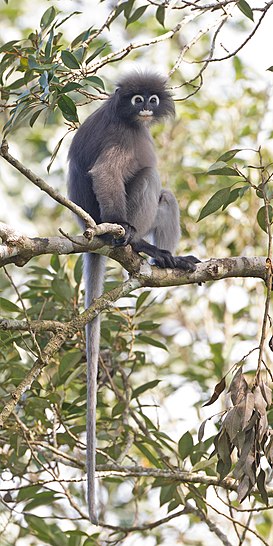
[67,71,199,523]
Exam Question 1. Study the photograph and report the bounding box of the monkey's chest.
[133,137,156,170]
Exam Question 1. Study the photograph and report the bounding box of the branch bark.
[0,222,267,284]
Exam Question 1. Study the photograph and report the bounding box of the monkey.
[67,71,199,524]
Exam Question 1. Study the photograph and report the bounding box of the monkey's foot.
[173,255,201,272]
[154,254,200,272]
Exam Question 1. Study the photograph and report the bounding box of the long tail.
[84,252,106,525]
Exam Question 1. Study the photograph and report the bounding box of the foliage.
[1,1,273,545]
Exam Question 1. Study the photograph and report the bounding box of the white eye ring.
[149,95,159,106]
[131,95,144,105]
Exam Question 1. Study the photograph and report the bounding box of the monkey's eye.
[131,95,144,105]
[149,95,160,106]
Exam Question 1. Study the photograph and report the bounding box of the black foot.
[154,254,200,272]
[172,255,201,272]
[153,249,176,269]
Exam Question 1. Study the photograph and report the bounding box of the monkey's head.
[113,72,175,125]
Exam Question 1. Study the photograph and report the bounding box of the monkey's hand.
[114,222,136,247]
[99,222,136,247]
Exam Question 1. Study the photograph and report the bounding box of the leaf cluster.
[197,148,273,237]
[1,7,106,134]
[205,368,273,505]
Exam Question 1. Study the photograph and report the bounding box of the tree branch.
[0,142,125,242]
[0,222,267,285]
[0,277,141,427]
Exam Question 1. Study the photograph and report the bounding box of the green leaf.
[25,515,50,538]
[51,277,73,302]
[74,255,83,284]
[51,254,61,271]
[61,50,81,69]
[124,0,135,19]
[197,187,231,221]
[85,43,107,64]
[132,379,161,399]
[39,71,48,90]
[25,515,68,546]
[17,485,41,502]
[25,491,62,511]
[126,5,147,26]
[138,320,160,331]
[217,149,242,162]
[207,161,239,176]
[71,27,93,48]
[112,401,126,417]
[45,27,54,59]
[111,2,127,22]
[0,297,21,313]
[178,431,194,460]
[137,334,168,351]
[237,0,254,21]
[84,75,105,89]
[61,82,83,93]
[135,442,161,467]
[59,350,83,378]
[40,7,56,30]
[57,95,79,122]
[257,205,273,233]
[159,483,176,506]
[29,107,45,127]
[7,77,25,90]
[83,536,101,546]
[156,5,165,27]
[136,290,151,311]
[222,185,249,210]
[0,40,19,53]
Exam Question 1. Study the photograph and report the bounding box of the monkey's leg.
[133,189,200,271]
[126,167,161,239]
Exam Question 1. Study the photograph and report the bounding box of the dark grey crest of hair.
[111,70,175,118]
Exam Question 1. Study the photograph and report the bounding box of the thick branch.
[0,141,97,228]
[0,223,267,284]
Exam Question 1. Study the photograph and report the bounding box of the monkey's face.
[116,91,162,124]
[115,73,175,125]
[130,93,160,123]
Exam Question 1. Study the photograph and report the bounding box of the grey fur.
[84,253,106,525]
[67,71,199,524]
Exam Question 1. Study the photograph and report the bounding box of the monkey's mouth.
[138,110,153,120]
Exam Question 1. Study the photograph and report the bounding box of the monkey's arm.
[89,147,137,245]
[89,146,134,224]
